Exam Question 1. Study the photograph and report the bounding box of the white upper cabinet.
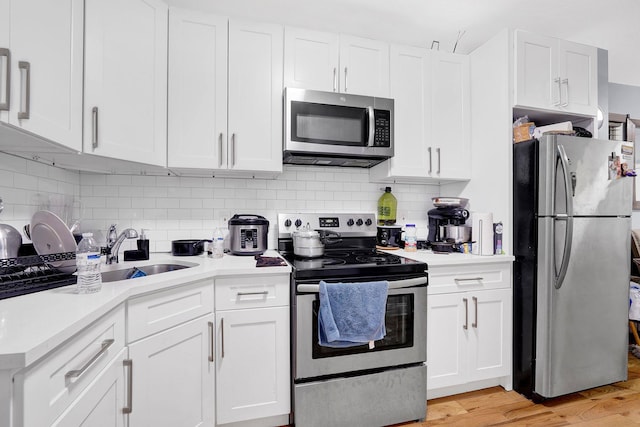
[284,27,339,92]
[284,28,389,97]
[168,9,228,170]
[431,51,471,180]
[2,0,83,151]
[514,30,597,116]
[84,0,168,167]
[370,48,470,183]
[227,20,283,173]
[339,34,390,97]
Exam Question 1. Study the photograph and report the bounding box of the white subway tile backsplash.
[0,153,442,252]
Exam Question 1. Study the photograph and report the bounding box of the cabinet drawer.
[128,279,214,342]
[215,274,289,310]
[428,262,511,295]
[15,306,126,427]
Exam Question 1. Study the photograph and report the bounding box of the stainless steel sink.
[101,263,197,283]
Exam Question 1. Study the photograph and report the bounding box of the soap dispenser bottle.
[137,228,149,260]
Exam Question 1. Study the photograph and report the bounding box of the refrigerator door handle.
[554,144,574,289]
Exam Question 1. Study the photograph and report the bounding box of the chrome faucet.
[106,224,139,264]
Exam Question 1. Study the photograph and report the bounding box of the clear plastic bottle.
[211,228,224,259]
[377,187,397,225]
[404,224,417,252]
[76,232,102,293]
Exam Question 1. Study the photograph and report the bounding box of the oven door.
[294,277,427,380]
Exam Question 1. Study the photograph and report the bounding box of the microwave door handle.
[366,106,375,147]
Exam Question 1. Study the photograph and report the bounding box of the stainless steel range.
[278,213,428,427]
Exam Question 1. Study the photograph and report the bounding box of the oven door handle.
[296,276,427,293]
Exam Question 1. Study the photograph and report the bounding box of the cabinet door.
[8,0,83,150]
[50,348,128,427]
[339,34,389,97]
[128,315,215,427]
[430,51,471,180]
[468,288,511,383]
[228,20,283,173]
[168,9,228,170]
[0,0,9,123]
[427,293,467,390]
[558,40,597,116]
[84,0,168,166]
[514,31,558,110]
[216,307,290,425]
[284,27,339,92]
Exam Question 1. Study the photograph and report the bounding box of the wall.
[0,153,438,254]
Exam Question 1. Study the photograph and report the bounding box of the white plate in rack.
[30,210,78,274]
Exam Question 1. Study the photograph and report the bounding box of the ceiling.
[169,0,640,86]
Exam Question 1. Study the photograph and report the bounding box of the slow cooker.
[228,214,269,256]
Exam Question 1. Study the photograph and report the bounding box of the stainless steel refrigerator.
[513,134,633,399]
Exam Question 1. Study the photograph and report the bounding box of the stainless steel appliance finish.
[278,212,428,426]
[228,214,269,256]
[513,134,633,399]
[284,88,394,168]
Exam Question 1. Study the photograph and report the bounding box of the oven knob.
[284,219,291,227]
[347,218,354,226]
[356,218,363,226]
[365,218,372,226]
[294,219,302,228]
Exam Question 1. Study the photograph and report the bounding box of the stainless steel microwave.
[283,88,394,168]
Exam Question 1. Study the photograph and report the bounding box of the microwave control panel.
[373,110,391,147]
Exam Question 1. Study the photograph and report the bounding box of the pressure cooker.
[228,214,269,256]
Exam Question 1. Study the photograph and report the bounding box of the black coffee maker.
[427,206,470,244]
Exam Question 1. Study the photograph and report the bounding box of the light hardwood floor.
[399,351,640,426]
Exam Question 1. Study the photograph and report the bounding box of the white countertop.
[0,251,290,370]
[380,248,515,266]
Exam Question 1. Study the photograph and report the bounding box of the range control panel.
[277,213,377,238]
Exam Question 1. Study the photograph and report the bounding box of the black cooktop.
[280,248,427,281]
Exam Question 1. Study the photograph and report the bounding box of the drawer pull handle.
[123,359,133,414]
[454,277,484,283]
[208,321,214,362]
[65,338,115,380]
[221,317,225,358]
[236,291,269,296]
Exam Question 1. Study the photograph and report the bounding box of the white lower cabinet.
[427,262,512,398]
[126,279,215,427]
[128,315,215,427]
[214,275,290,426]
[50,347,128,427]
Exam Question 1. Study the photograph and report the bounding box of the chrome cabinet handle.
[18,61,30,119]
[344,67,348,92]
[454,277,484,283]
[237,291,269,296]
[220,317,225,358]
[65,339,115,380]
[560,78,569,107]
[218,133,223,168]
[123,359,133,414]
[463,297,468,330]
[553,77,562,106]
[436,147,441,174]
[230,134,236,167]
[472,296,478,328]
[428,147,432,173]
[0,48,10,111]
[333,67,337,92]
[92,107,99,149]
[208,321,215,362]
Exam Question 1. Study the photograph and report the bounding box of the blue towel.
[318,280,389,348]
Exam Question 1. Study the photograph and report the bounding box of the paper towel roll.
[471,212,494,256]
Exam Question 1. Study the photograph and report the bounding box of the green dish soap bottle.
[377,187,397,225]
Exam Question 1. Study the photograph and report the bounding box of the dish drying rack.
[0,252,77,300]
